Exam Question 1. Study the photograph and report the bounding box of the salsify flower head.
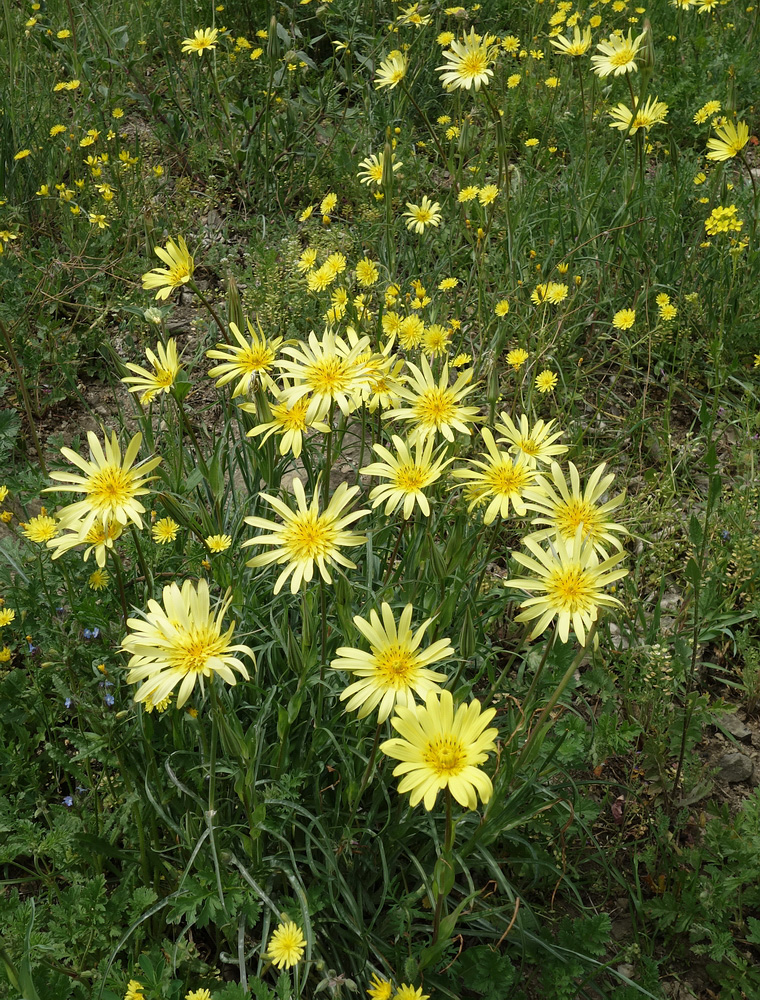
[45,431,161,537]
[524,461,627,557]
[123,579,254,708]
[361,434,454,518]
[332,603,452,722]
[380,689,498,811]
[181,27,219,56]
[266,920,306,970]
[375,53,407,89]
[437,27,495,91]
[122,338,181,405]
[384,356,481,445]
[608,95,669,134]
[403,196,442,234]
[47,517,124,567]
[358,149,403,186]
[590,28,647,77]
[453,428,537,523]
[706,119,749,161]
[276,329,375,421]
[242,393,331,459]
[141,237,194,300]
[506,527,628,645]
[550,24,593,56]
[242,478,369,594]
[496,412,568,468]
[206,319,282,397]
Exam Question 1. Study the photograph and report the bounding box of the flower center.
[545,565,596,613]
[461,52,488,79]
[375,644,418,687]
[285,513,336,560]
[307,358,350,394]
[610,46,634,66]
[154,366,175,388]
[88,465,134,508]
[423,734,467,776]
[485,462,528,496]
[555,499,601,541]
[241,347,275,373]
[415,388,455,427]
[172,627,223,674]
[519,437,539,456]
[395,463,427,491]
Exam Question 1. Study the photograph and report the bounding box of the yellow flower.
[704,204,743,235]
[88,568,110,590]
[367,974,394,1000]
[332,602,452,722]
[507,73,521,87]
[45,431,161,537]
[506,348,529,371]
[403,196,442,234]
[0,609,16,628]
[494,300,510,317]
[297,247,317,273]
[205,533,232,552]
[453,429,537,523]
[276,329,374,421]
[612,308,636,330]
[21,515,59,543]
[242,478,369,594]
[438,277,458,290]
[590,28,647,76]
[524,461,627,557]
[206,320,281,397]
[361,434,453,519]
[185,991,212,1000]
[320,192,337,216]
[393,988,430,1000]
[122,338,180,404]
[693,100,721,124]
[47,518,124,568]
[550,24,593,56]
[358,149,403,186]
[380,689,498,811]
[13,149,31,160]
[0,485,8,502]
[478,184,499,205]
[506,528,628,645]
[356,257,380,287]
[458,186,480,203]
[152,517,179,543]
[0,646,10,663]
[384,357,480,445]
[535,370,558,393]
[437,27,495,91]
[124,981,145,1000]
[89,213,110,229]
[706,119,749,161]
[123,579,254,707]
[242,394,330,459]
[266,921,306,970]
[608,95,669,133]
[181,27,219,56]
[141,237,194,300]
[375,53,407,89]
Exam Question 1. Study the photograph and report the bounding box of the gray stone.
[716,752,754,783]
[715,713,752,743]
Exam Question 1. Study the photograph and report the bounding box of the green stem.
[0,318,48,474]
[345,722,383,831]
[432,789,455,944]
[129,525,152,594]
[188,279,230,343]
[321,401,336,509]
[109,549,130,624]
[482,622,534,709]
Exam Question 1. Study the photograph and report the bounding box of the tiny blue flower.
[63,795,74,807]
[104,693,115,706]
[65,697,72,708]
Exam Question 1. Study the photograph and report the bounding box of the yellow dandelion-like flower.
[496,413,568,468]
[367,974,394,1000]
[180,27,219,56]
[404,196,442,234]
[122,338,180,405]
[453,429,537,523]
[47,518,124,568]
[361,434,453,519]
[124,981,145,1000]
[612,308,636,330]
[525,461,627,557]
[384,356,480,445]
[380,689,498,811]
[535,370,558,393]
[478,184,499,205]
[332,602,452,722]
[550,24,593,56]
[123,579,254,707]
[242,394,330,459]
[437,27,495,91]
[185,990,212,1000]
[0,609,17,628]
[358,149,403,186]
[21,514,59,543]
[608,95,669,133]
[206,320,282,397]
[45,431,161,537]
[438,277,458,290]
[88,568,110,590]
[266,921,306,970]
[506,527,628,645]
[297,248,317,273]
[152,517,179,543]
[242,478,369,594]
[590,28,647,77]
[356,257,380,287]
[276,329,374,421]
[506,348,529,371]
[394,988,430,1000]
[141,237,194,300]
[494,299,510,317]
[375,54,407,90]
[205,533,232,552]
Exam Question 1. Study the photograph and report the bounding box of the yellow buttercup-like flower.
[332,603,452,722]
[123,579,254,708]
[141,237,194,300]
[380,689,498,811]
[242,478,369,594]
[437,28,495,91]
[21,514,59,543]
[45,431,161,537]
